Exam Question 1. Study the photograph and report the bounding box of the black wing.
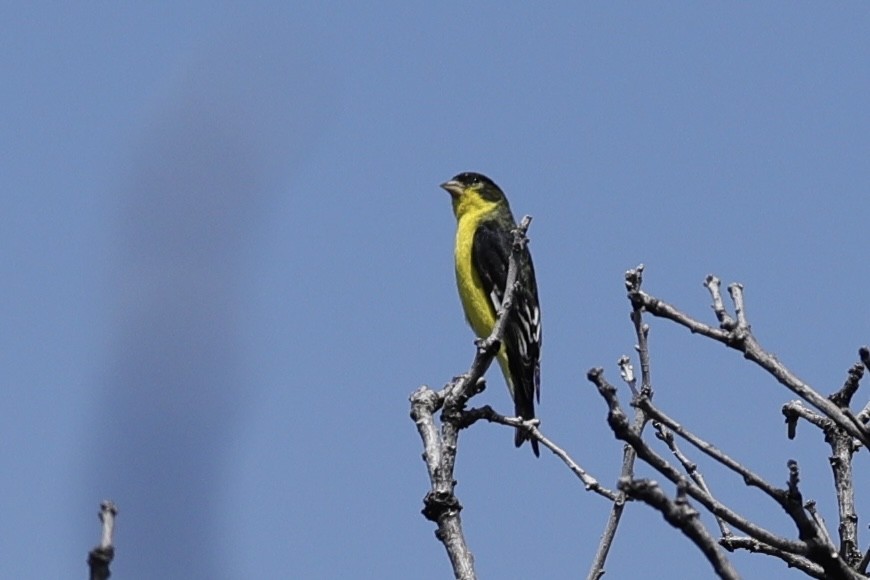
[473,219,542,455]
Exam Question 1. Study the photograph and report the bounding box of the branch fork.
[409,217,533,580]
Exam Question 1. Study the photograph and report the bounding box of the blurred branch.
[720,536,825,579]
[854,347,870,426]
[618,478,740,580]
[410,217,532,580]
[87,500,118,580]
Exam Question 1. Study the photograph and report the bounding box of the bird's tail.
[499,356,540,457]
[514,427,540,457]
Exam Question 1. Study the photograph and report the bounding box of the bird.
[440,171,542,456]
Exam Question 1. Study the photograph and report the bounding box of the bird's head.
[440,172,507,219]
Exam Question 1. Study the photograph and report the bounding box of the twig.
[589,270,870,579]
[641,391,857,578]
[410,217,532,580]
[783,350,866,568]
[87,500,118,580]
[720,536,825,579]
[705,275,736,330]
[460,405,619,501]
[783,400,833,439]
[619,478,741,580]
[639,398,798,510]
[829,362,864,409]
[785,463,861,580]
[630,277,870,449]
[587,265,655,580]
[618,354,636,397]
[727,282,748,330]
[589,368,807,555]
[654,422,731,537]
[805,501,836,554]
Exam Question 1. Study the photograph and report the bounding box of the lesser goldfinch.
[440,172,542,456]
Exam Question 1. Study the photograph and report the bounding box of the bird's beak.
[440,180,464,198]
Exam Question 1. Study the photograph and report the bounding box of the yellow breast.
[454,215,513,394]
[454,214,497,340]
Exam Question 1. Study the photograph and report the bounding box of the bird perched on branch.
[440,172,542,456]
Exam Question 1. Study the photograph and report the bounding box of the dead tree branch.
[628,276,870,448]
[619,478,740,580]
[410,217,532,580]
[606,271,870,579]
[589,368,807,555]
[588,265,655,580]
[87,500,118,580]
[654,422,731,537]
[459,404,618,500]
[782,348,869,568]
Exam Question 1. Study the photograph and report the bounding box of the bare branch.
[639,397,797,511]
[588,368,808,555]
[410,217,534,580]
[416,256,870,579]
[619,478,741,580]
[785,462,862,580]
[704,275,736,330]
[640,392,857,579]
[586,490,626,580]
[805,501,836,554]
[828,435,860,567]
[720,536,826,579]
[460,405,619,501]
[783,400,833,439]
[782,351,866,569]
[824,394,862,569]
[88,500,118,580]
[629,266,654,399]
[587,265,656,580]
[781,348,866,569]
[618,354,636,397]
[727,283,748,330]
[410,385,476,579]
[654,422,731,537]
[829,362,864,409]
[630,279,870,449]
[802,503,866,579]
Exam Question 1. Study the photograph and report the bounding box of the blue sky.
[3,3,870,578]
